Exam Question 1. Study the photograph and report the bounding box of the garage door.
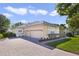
[30,30,43,39]
[25,31,30,36]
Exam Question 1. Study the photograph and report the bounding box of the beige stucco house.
[15,21,66,39]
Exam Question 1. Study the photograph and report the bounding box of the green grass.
[48,35,79,54]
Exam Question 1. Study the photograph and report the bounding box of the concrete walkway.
[0,38,77,56]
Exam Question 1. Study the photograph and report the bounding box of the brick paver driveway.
[0,38,77,56]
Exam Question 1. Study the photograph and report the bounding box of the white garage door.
[30,30,43,39]
[25,31,30,36]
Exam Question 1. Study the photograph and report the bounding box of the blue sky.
[0,3,67,24]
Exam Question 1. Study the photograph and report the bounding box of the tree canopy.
[56,3,79,33]
[0,14,10,33]
[12,22,24,29]
[56,3,79,18]
[67,14,79,32]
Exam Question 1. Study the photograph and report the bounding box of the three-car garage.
[25,30,43,39]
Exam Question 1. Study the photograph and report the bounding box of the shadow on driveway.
[18,36,58,50]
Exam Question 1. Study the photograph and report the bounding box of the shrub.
[66,32,74,37]
[2,32,7,38]
[7,32,16,38]
[0,33,4,39]
[3,32,16,38]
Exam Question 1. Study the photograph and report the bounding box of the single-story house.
[14,21,66,39]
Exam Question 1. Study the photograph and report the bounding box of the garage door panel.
[25,31,30,36]
[30,30,43,39]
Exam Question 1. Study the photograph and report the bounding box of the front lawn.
[47,35,79,54]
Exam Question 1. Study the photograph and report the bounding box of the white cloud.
[2,13,13,17]
[29,10,36,14]
[29,9,48,15]
[37,9,48,15]
[4,6,48,16]
[49,10,59,16]
[20,20,27,23]
[4,6,27,15]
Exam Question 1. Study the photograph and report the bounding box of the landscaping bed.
[47,35,79,54]
[39,37,61,42]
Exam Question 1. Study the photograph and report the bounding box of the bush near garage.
[3,32,16,38]
[0,33,4,39]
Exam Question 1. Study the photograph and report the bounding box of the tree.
[12,22,24,29]
[67,14,79,33]
[60,24,66,28]
[56,3,79,18]
[56,3,79,35]
[0,14,10,33]
[56,3,71,15]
